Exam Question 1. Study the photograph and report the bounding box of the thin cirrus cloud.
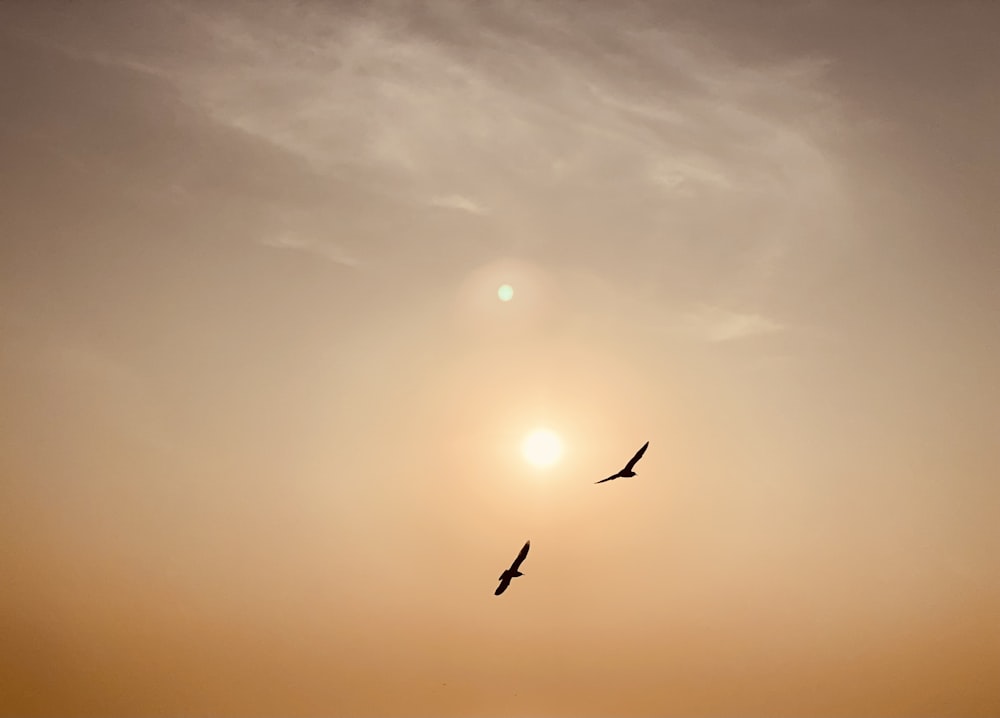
[259,233,363,268]
[428,194,489,215]
[53,0,845,330]
[681,305,785,343]
[165,0,843,309]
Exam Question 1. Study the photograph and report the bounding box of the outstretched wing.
[623,441,649,472]
[509,540,531,571]
[595,473,620,484]
[494,576,512,596]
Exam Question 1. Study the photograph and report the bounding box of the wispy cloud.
[681,305,784,342]
[50,0,848,298]
[259,233,362,268]
[168,0,841,277]
[428,194,488,215]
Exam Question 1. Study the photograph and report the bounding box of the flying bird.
[596,441,649,484]
[494,540,530,596]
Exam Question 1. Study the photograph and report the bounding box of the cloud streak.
[428,194,488,215]
[259,233,362,268]
[32,0,849,318]
[159,0,843,284]
[681,305,784,342]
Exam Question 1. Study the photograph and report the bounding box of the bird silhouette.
[595,441,649,484]
[494,540,530,596]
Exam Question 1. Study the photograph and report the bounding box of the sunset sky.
[1,1,998,716]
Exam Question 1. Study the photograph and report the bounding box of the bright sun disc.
[497,284,514,302]
[521,428,562,468]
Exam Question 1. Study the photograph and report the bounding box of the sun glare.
[521,428,563,468]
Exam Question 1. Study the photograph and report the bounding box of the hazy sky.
[1,1,998,716]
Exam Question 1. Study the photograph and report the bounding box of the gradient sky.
[2,2,999,716]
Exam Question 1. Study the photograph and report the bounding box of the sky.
[1,1,998,716]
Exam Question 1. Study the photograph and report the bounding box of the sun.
[521,428,563,468]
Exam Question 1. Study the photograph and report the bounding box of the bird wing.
[623,441,649,472]
[595,473,620,484]
[509,540,531,571]
[494,576,512,596]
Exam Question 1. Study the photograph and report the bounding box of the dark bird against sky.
[494,540,530,596]
[596,441,649,484]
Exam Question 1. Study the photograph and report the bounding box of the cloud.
[681,305,784,342]
[32,0,848,298]
[259,233,362,268]
[428,194,487,214]
[166,1,840,276]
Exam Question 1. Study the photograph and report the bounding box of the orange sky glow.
[1,2,998,716]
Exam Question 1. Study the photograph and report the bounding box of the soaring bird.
[596,441,649,484]
[494,540,530,596]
